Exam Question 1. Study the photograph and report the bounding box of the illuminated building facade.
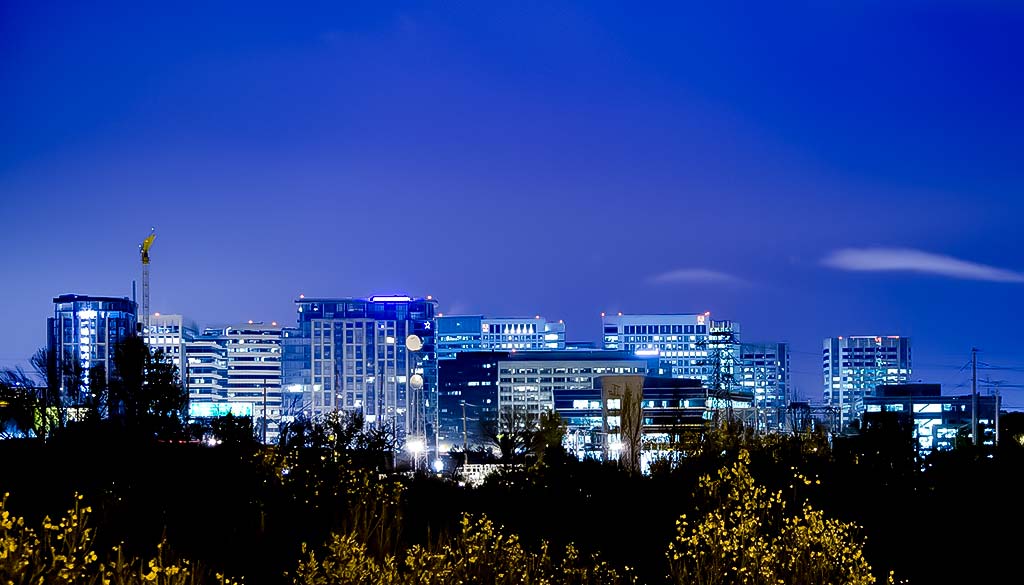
[436,351,509,452]
[186,323,283,443]
[143,313,197,371]
[496,351,649,422]
[823,335,912,430]
[435,315,565,361]
[280,326,310,424]
[601,313,740,385]
[48,294,137,406]
[557,375,712,462]
[293,295,438,446]
[739,342,790,432]
[864,383,1000,455]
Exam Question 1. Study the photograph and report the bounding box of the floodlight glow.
[432,459,444,473]
[407,439,425,454]
[635,349,660,356]
[370,295,412,302]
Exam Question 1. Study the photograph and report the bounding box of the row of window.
[621,325,708,335]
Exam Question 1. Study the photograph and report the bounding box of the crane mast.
[139,228,156,334]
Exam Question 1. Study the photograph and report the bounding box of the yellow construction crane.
[139,228,156,333]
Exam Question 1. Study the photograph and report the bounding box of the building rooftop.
[53,293,133,304]
[500,350,641,362]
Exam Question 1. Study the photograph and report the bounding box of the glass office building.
[436,351,509,452]
[186,323,283,443]
[293,295,438,447]
[143,313,197,371]
[48,294,137,406]
[497,350,649,421]
[602,313,740,384]
[435,315,565,361]
[739,342,790,433]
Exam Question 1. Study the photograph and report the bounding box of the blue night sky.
[2,1,1023,405]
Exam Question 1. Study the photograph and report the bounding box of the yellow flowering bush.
[666,450,876,585]
[0,493,237,585]
[295,513,634,585]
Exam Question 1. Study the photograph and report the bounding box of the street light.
[406,438,425,472]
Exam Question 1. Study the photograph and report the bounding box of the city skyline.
[3,2,1023,406]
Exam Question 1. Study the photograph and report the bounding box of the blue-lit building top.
[48,294,137,403]
[436,315,565,361]
[293,295,438,447]
[602,313,744,396]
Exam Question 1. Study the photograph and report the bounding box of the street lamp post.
[407,437,425,472]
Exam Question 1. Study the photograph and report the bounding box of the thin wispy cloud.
[823,248,1024,283]
[647,268,746,286]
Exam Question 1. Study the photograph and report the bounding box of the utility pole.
[462,400,468,453]
[995,384,1001,446]
[971,348,978,446]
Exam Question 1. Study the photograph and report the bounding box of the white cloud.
[823,248,1024,283]
[647,268,745,286]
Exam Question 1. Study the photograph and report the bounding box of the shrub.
[666,450,875,585]
[0,493,236,585]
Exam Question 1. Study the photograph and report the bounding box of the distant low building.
[558,375,751,467]
[863,383,999,455]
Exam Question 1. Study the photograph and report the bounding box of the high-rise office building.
[48,294,137,406]
[143,313,197,371]
[823,336,911,429]
[186,322,283,443]
[435,315,565,361]
[739,342,790,432]
[601,313,739,385]
[292,295,438,446]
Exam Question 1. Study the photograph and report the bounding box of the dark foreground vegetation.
[3,342,1024,584]
[2,413,1024,585]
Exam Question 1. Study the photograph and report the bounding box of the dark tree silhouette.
[0,367,40,438]
[109,335,187,440]
[481,405,540,465]
[211,412,258,447]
